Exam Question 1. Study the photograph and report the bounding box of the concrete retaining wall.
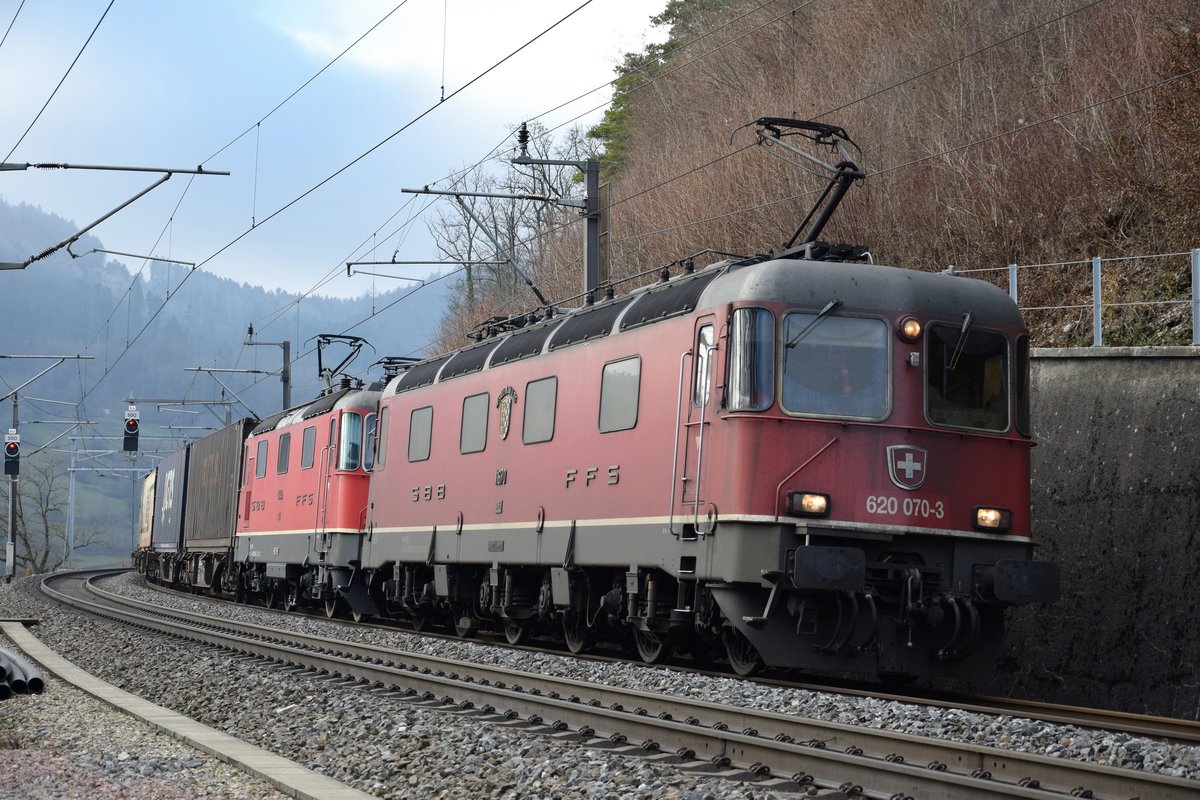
[980,347,1200,718]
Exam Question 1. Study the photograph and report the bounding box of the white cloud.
[269,0,668,121]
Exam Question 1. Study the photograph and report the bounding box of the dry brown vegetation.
[433,0,1200,349]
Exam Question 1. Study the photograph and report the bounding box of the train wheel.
[561,611,591,655]
[263,586,280,610]
[723,628,764,677]
[503,618,530,646]
[633,629,671,664]
[410,611,432,633]
[282,585,298,612]
[324,594,340,619]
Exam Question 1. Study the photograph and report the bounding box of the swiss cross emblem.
[886,445,927,491]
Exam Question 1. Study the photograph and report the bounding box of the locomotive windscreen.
[926,324,1009,432]
[781,314,889,419]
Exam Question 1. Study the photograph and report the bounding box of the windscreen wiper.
[948,312,973,370]
[785,298,842,349]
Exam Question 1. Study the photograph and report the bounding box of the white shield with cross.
[886,445,927,491]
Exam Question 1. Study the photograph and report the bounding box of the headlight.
[974,507,1012,532]
[898,316,922,342]
[789,492,830,517]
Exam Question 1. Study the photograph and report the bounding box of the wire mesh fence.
[953,249,1200,347]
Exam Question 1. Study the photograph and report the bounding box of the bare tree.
[425,123,599,350]
[0,455,106,574]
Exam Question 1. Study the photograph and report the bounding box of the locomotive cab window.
[363,412,377,471]
[693,325,714,406]
[276,433,291,474]
[599,356,641,433]
[523,377,557,444]
[254,439,268,479]
[376,407,389,469]
[926,322,1008,432]
[409,406,433,462]
[338,412,363,470]
[781,314,889,419]
[300,425,317,469]
[460,393,489,454]
[1015,335,1031,436]
[728,308,775,411]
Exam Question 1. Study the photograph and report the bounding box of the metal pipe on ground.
[0,646,44,696]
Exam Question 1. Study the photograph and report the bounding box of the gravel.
[2,574,808,799]
[3,571,1198,798]
[0,633,285,800]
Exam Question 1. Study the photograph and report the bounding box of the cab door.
[674,316,718,533]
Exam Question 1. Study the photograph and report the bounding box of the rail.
[954,248,1200,346]
[51,571,1200,800]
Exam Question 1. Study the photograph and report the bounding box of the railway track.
[145,572,1200,747]
[42,569,1199,800]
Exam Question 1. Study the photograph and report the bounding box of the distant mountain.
[0,198,450,433]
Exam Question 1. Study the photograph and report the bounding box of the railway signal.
[3,431,18,476]
[123,407,140,452]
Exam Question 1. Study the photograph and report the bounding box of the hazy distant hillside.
[0,198,450,431]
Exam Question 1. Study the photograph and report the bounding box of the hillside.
[435,0,1200,348]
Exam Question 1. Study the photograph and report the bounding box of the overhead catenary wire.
[4,0,115,163]
[226,0,1142,391]
[0,0,26,54]
[78,0,420,357]
[75,0,598,408]
[65,0,1128,424]
[436,0,1119,283]
[81,0,787,384]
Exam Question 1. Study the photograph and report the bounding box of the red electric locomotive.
[339,119,1057,680]
[232,337,382,615]
[350,249,1058,679]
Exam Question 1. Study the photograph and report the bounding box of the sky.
[0,0,669,298]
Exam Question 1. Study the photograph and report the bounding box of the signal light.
[123,417,140,452]
[3,436,19,477]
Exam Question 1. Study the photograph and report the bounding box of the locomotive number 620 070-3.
[866,495,945,520]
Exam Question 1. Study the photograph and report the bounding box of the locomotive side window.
[523,377,557,444]
[409,406,433,462]
[255,439,268,479]
[599,356,641,433]
[728,308,775,411]
[926,324,1008,432]
[781,314,888,419]
[460,393,489,454]
[276,433,291,475]
[376,407,390,468]
[338,412,363,470]
[1015,335,1031,436]
[363,413,377,471]
[300,425,317,469]
[693,325,714,406]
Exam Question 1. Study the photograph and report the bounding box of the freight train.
[134,119,1059,680]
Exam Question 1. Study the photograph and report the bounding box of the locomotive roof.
[703,257,1024,327]
[384,257,1022,395]
[248,385,383,436]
